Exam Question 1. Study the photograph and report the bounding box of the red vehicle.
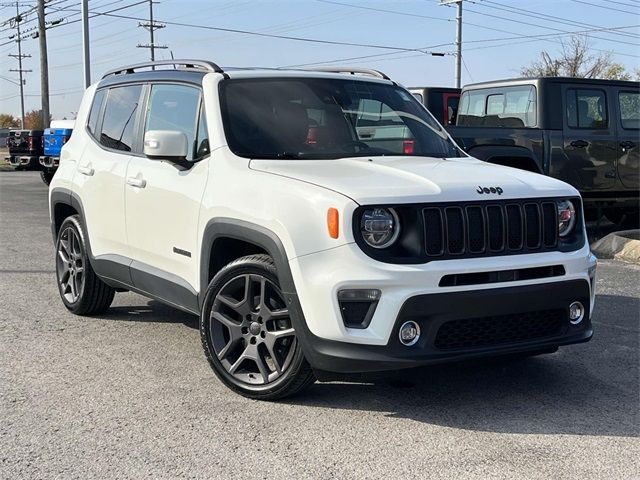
[408,87,461,126]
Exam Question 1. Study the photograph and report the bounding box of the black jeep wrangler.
[447,77,639,226]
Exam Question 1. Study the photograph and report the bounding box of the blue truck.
[39,119,74,185]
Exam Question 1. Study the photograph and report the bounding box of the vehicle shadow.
[288,293,639,438]
[97,299,199,330]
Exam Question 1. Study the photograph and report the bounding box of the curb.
[591,230,640,265]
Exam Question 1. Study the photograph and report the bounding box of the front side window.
[219,78,460,159]
[566,89,608,129]
[144,83,201,160]
[458,85,537,127]
[618,91,639,130]
[87,89,106,137]
[99,85,142,152]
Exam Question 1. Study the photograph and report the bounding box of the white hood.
[249,156,578,205]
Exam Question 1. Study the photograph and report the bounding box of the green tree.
[521,35,632,80]
[0,113,19,128]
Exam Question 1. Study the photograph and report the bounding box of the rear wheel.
[200,254,315,400]
[55,215,115,315]
[40,170,54,185]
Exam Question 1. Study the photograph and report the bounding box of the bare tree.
[521,35,631,80]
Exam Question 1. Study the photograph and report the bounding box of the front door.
[562,86,618,192]
[613,88,639,190]
[125,83,210,310]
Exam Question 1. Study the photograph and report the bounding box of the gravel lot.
[1,171,638,479]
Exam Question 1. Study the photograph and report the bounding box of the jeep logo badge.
[477,186,504,195]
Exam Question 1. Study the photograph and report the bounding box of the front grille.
[422,200,558,260]
[434,309,566,350]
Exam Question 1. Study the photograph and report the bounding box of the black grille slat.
[542,202,558,247]
[434,309,566,350]
[506,204,524,250]
[466,206,485,253]
[524,203,542,249]
[424,208,444,256]
[486,205,505,252]
[445,207,465,255]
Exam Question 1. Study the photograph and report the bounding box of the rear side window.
[618,91,639,130]
[566,89,608,129]
[87,89,105,137]
[100,85,143,152]
[144,84,201,160]
[458,85,536,127]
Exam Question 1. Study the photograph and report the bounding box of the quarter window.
[458,85,536,127]
[566,89,608,129]
[144,84,201,160]
[99,85,143,152]
[87,89,105,138]
[618,91,639,130]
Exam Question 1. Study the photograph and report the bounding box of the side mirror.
[143,130,188,160]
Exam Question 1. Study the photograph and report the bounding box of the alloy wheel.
[209,274,297,385]
[56,226,85,304]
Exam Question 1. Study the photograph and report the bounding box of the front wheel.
[200,254,315,400]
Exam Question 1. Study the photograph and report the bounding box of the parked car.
[7,129,44,169]
[446,77,640,226]
[39,119,75,185]
[408,86,461,126]
[50,60,596,400]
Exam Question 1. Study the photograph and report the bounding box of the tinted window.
[618,91,639,130]
[87,89,105,137]
[458,85,536,127]
[446,95,459,125]
[145,84,201,160]
[100,85,142,152]
[220,78,460,159]
[566,89,607,129]
[195,105,210,159]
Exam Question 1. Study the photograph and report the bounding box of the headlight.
[361,207,400,249]
[557,200,577,237]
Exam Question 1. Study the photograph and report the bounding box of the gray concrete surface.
[1,171,639,479]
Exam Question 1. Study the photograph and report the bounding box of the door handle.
[78,165,94,176]
[126,177,146,188]
[620,141,636,150]
[570,140,589,148]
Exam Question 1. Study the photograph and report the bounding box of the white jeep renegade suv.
[50,60,596,399]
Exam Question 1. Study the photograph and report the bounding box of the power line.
[569,0,639,15]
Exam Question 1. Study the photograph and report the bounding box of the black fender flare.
[467,145,542,173]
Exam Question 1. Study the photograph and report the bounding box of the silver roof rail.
[102,59,224,79]
[303,66,391,81]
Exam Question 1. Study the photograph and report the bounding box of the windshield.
[220,77,462,159]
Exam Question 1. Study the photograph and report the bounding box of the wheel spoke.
[59,267,70,285]
[267,327,295,341]
[211,311,242,332]
[69,273,77,299]
[254,352,271,383]
[217,336,241,360]
[58,248,69,264]
[264,342,282,374]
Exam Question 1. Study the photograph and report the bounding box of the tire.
[200,254,315,400]
[605,208,639,229]
[40,170,53,186]
[55,215,115,315]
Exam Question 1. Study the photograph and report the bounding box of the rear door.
[613,88,639,190]
[562,85,617,191]
[124,82,210,309]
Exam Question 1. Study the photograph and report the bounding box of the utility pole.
[8,1,31,129]
[81,0,90,87]
[440,0,463,88]
[137,0,167,65]
[37,0,50,129]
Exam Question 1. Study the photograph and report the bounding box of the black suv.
[447,77,640,225]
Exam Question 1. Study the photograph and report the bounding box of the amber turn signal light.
[327,208,339,239]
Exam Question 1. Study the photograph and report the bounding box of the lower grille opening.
[434,309,566,350]
[439,265,565,287]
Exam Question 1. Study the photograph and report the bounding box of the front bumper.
[292,279,592,373]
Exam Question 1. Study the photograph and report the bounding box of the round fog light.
[399,321,420,346]
[569,301,585,324]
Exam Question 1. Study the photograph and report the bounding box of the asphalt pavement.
[1,171,638,479]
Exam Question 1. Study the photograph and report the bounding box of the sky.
[0,0,639,119]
